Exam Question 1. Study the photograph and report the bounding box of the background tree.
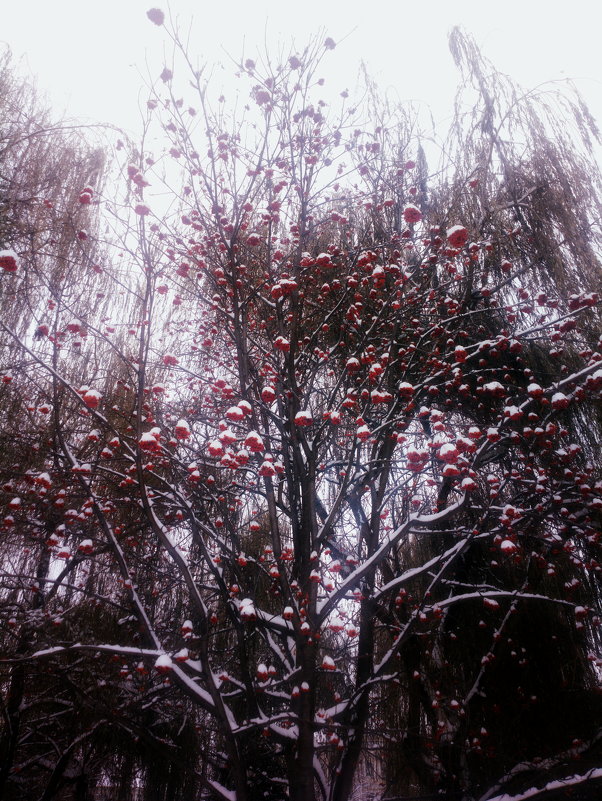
[1,21,602,801]
[0,48,130,801]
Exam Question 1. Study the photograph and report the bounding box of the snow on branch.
[480,767,602,801]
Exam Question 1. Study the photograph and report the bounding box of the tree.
[1,22,601,801]
[0,47,118,801]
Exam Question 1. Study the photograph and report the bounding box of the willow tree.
[0,47,211,801]
[1,19,602,801]
[0,48,115,800]
[368,29,602,800]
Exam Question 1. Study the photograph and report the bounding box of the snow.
[207,779,237,801]
[257,662,268,679]
[155,653,173,670]
[270,723,299,740]
[29,646,68,659]
[376,539,467,600]
[36,472,52,487]
[321,700,350,719]
[169,663,221,713]
[254,608,294,634]
[239,597,256,620]
[318,497,468,619]
[435,590,574,611]
[0,248,19,271]
[482,767,602,801]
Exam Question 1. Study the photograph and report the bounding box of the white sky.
[3,0,601,145]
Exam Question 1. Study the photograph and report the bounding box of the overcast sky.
[3,0,601,145]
